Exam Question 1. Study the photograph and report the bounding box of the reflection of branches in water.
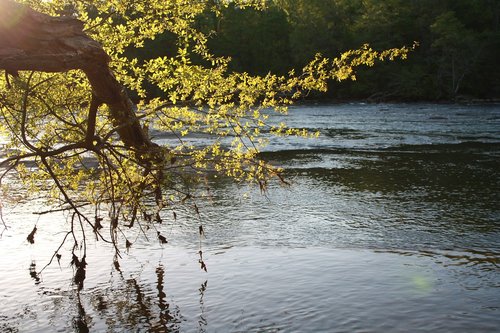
[127,277,154,328]
[84,266,182,332]
[125,277,182,332]
[0,316,18,333]
[14,284,93,332]
[198,280,208,333]
[156,265,179,331]
[73,291,90,333]
[23,258,190,331]
[28,261,40,284]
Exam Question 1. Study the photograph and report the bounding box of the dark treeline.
[138,0,500,102]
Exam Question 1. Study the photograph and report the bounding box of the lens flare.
[411,275,433,293]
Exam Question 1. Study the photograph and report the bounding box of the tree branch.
[0,0,154,151]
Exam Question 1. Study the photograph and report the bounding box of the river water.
[1,103,499,332]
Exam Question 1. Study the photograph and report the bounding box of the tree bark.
[0,0,152,150]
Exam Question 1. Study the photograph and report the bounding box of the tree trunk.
[0,0,152,150]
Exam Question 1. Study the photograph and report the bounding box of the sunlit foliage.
[0,0,412,278]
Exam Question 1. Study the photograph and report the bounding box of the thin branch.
[38,231,72,274]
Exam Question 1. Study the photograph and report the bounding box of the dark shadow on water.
[278,144,500,211]
[375,248,500,272]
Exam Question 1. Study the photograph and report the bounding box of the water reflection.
[1,103,499,332]
[10,259,189,332]
[3,243,500,332]
[28,261,41,284]
[85,263,183,332]
[198,281,208,333]
[73,292,89,333]
[60,262,208,332]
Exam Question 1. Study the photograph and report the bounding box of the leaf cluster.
[0,0,411,285]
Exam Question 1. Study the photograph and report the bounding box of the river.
[1,103,499,332]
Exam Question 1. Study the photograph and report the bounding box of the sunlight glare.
[0,0,27,31]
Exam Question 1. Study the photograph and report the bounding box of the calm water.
[1,103,499,332]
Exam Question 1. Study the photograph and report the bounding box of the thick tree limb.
[0,0,152,150]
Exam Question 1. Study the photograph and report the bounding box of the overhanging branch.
[0,0,153,150]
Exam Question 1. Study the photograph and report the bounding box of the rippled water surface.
[1,103,499,332]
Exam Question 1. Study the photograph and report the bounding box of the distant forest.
[135,0,500,102]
